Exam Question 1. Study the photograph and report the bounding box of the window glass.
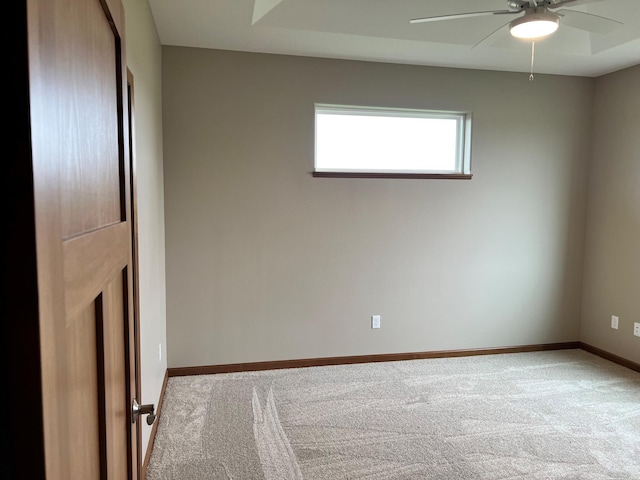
[314,105,472,176]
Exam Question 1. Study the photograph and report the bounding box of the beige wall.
[123,0,167,457]
[162,46,594,368]
[580,65,640,363]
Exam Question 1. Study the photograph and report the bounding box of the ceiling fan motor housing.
[509,0,555,9]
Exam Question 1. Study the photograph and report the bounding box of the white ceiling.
[148,0,640,77]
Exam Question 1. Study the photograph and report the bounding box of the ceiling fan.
[410,0,623,45]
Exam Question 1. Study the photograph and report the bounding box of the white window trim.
[313,104,472,179]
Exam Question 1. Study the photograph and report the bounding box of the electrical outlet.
[634,323,640,337]
[371,315,381,329]
[611,315,619,330]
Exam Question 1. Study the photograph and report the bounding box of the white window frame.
[313,104,472,178]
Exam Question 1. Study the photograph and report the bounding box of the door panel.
[59,0,124,237]
[102,271,130,480]
[66,303,102,479]
[27,0,139,478]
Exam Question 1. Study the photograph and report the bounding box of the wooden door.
[26,0,139,478]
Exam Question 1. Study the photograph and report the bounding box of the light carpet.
[146,349,640,479]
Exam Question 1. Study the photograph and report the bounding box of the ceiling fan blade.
[471,21,512,50]
[549,0,602,8]
[556,9,623,35]
[410,10,520,24]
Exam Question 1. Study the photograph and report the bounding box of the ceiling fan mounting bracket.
[508,0,527,9]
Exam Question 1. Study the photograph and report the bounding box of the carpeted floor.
[146,349,640,479]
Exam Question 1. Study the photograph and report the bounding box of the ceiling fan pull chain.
[529,41,535,82]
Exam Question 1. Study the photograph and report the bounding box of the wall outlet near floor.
[611,315,619,330]
[371,315,381,329]
[634,322,640,337]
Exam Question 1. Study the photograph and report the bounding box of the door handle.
[132,399,156,425]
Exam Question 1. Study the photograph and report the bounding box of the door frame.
[127,67,144,478]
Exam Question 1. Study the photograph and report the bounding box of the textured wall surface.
[162,46,594,368]
[581,65,640,363]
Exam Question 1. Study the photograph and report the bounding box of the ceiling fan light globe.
[510,13,560,39]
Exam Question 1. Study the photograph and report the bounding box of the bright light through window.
[314,105,472,177]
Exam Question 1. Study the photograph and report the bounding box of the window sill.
[312,172,473,180]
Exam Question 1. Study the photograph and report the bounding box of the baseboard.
[579,342,640,373]
[167,342,580,377]
[141,369,169,479]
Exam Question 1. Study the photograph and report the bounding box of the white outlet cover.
[371,315,381,329]
[634,322,640,337]
[611,315,619,329]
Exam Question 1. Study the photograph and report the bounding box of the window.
[314,104,472,179]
